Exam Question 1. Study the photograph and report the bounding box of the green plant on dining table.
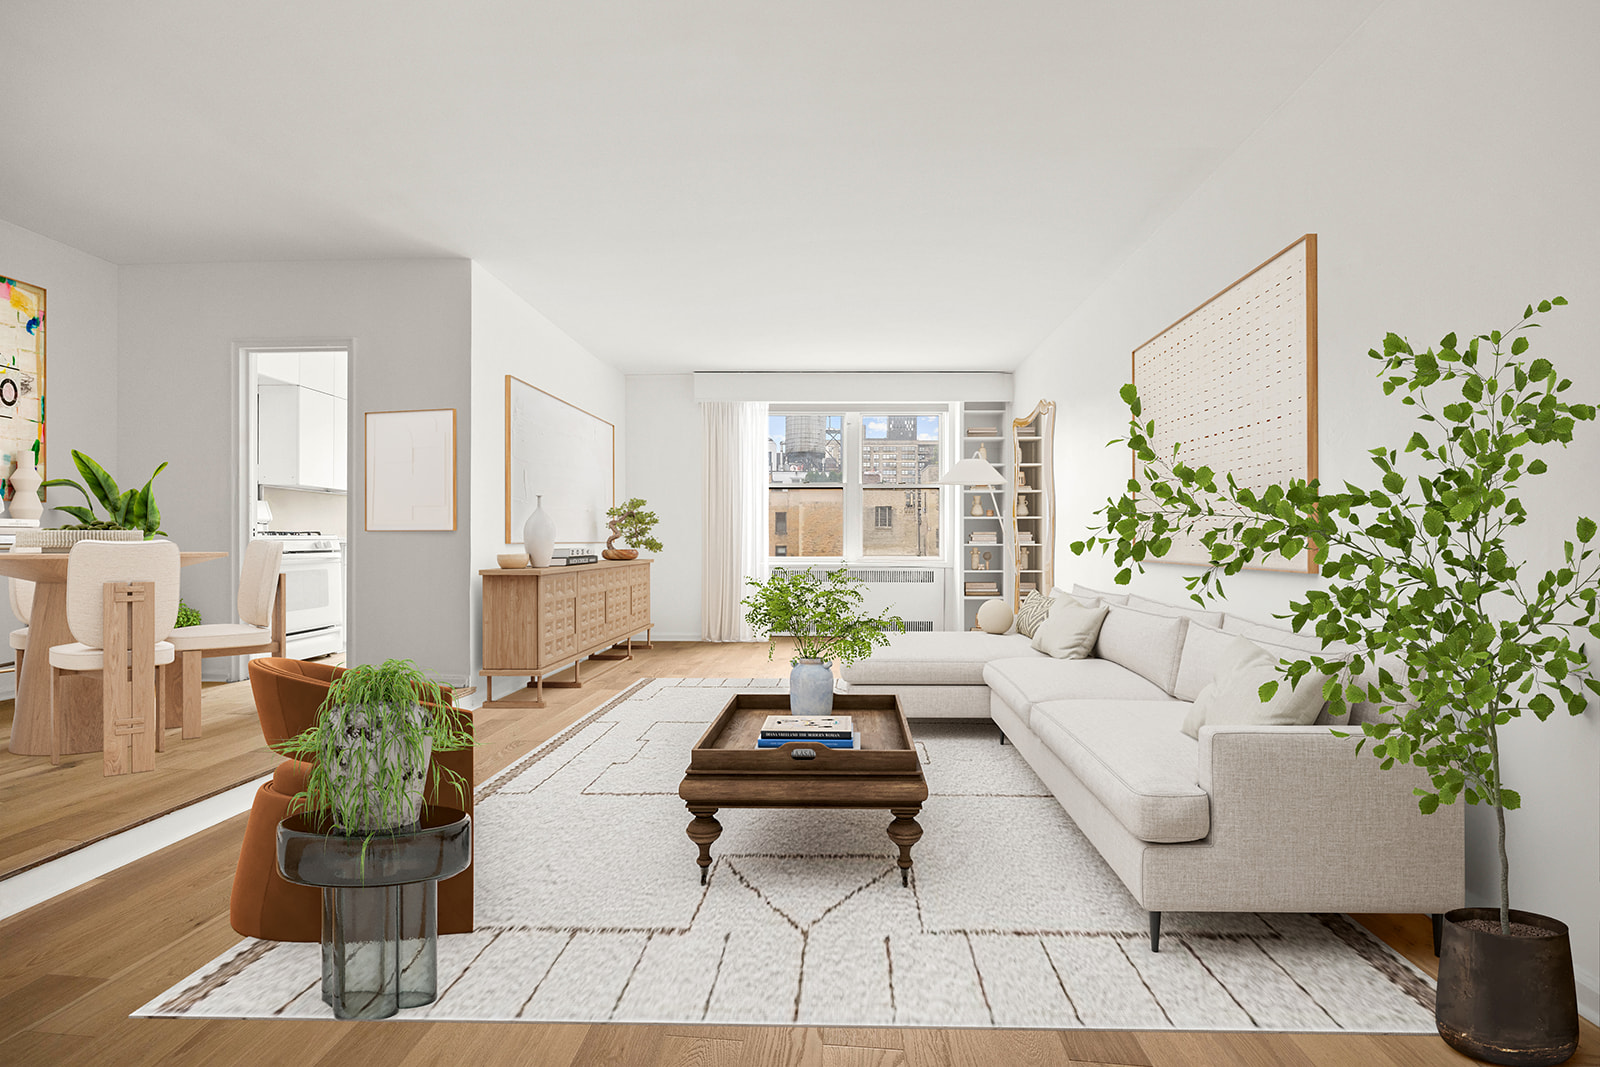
[41,449,168,538]
[1071,298,1598,935]
[742,567,903,667]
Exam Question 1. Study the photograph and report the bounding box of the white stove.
[258,530,344,658]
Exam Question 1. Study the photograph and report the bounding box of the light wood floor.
[2,639,1594,1066]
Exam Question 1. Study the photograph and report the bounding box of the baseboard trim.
[1578,965,1598,1025]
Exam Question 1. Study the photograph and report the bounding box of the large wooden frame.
[1132,234,1319,573]
[364,408,458,531]
[0,275,46,487]
[504,376,615,546]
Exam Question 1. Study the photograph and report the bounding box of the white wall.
[625,374,701,640]
[1013,0,1600,1016]
[0,219,122,696]
[117,259,475,683]
[468,264,627,674]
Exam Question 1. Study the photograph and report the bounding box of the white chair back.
[8,577,33,624]
[65,540,182,647]
[237,539,284,627]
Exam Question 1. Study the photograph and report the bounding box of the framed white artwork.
[504,376,614,545]
[365,408,457,531]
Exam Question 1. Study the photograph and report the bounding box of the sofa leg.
[998,727,1008,745]
[1431,912,1443,957]
[1149,911,1161,953]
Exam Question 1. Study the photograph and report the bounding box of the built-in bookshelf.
[958,401,1010,631]
[1012,400,1056,610]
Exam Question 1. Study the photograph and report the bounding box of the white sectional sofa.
[840,584,1465,951]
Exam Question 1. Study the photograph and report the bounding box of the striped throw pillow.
[1015,591,1053,638]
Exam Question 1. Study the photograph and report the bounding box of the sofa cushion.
[1173,622,1243,702]
[983,657,1170,727]
[1181,636,1329,739]
[1031,599,1108,659]
[1031,699,1209,843]
[840,631,1042,686]
[1072,583,1130,606]
[1093,605,1189,694]
[1127,593,1225,629]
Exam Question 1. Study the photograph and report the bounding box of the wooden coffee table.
[678,693,929,886]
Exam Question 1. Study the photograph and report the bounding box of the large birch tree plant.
[1072,298,1599,934]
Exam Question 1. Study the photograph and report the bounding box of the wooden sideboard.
[479,558,652,705]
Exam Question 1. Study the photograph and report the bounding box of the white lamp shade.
[255,499,273,522]
[938,456,1005,487]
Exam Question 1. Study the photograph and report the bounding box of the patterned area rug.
[138,678,1437,1031]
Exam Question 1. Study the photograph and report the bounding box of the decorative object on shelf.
[505,375,614,545]
[969,497,982,517]
[1016,494,1030,517]
[1015,466,1027,488]
[522,494,555,566]
[0,276,46,496]
[977,442,988,461]
[1079,298,1590,1066]
[366,408,457,531]
[496,552,529,569]
[981,551,993,570]
[273,658,474,835]
[8,448,42,520]
[985,509,994,517]
[741,568,903,717]
[603,496,662,561]
[39,449,167,538]
[969,547,981,570]
[975,598,1013,634]
[1131,234,1317,571]
[1012,399,1055,611]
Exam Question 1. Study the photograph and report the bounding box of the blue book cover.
[756,737,857,749]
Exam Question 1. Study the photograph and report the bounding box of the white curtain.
[701,400,769,641]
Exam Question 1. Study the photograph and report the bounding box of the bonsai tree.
[742,567,904,666]
[42,449,168,538]
[1072,298,1597,934]
[605,497,664,555]
[275,659,474,836]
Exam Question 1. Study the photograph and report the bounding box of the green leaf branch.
[1072,298,1598,933]
[742,567,904,666]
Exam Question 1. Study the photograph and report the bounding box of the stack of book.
[968,531,998,544]
[1019,581,1038,595]
[1017,531,1035,544]
[965,580,1000,597]
[550,549,599,566]
[757,715,858,749]
[965,426,999,438]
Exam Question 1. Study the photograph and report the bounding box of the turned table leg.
[685,805,722,884]
[887,807,923,887]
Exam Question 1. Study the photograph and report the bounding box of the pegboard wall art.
[1132,233,1318,572]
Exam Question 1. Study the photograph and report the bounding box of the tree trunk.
[1496,800,1511,935]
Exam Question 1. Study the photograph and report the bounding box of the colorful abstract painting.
[0,276,45,488]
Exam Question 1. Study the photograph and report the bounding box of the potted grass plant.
[603,497,664,560]
[742,567,904,716]
[1072,299,1593,1065]
[275,659,474,835]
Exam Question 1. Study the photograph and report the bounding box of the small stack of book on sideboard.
[757,715,859,749]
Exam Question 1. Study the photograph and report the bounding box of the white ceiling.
[1,1,1381,372]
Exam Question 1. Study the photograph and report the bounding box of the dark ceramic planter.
[1436,908,1578,1066]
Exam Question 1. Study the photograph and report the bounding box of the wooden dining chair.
[165,539,285,739]
[48,540,181,775]
[8,577,33,678]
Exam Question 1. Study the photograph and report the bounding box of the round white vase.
[788,658,836,717]
[523,494,556,568]
[9,450,43,521]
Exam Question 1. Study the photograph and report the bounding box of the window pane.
[769,487,843,557]
[862,487,939,557]
[769,414,843,484]
[860,414,941,485]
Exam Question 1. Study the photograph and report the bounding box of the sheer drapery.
[700,400,769,641]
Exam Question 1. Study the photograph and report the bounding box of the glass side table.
[277,807,471,1021]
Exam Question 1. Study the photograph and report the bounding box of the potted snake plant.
[275,659,473,836]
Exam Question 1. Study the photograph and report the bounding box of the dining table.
[2,548,228,756]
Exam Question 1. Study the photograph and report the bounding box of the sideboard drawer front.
[540,573,579,660]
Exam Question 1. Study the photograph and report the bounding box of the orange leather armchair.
[230,658,474,941]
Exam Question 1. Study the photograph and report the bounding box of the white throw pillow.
[1093,605,1189,694]
[976,598,1015,634]
[1181,635,1329,739]
[1172,622,1242,702]
[1072,583,1130,606]
[1031,600,1108,659]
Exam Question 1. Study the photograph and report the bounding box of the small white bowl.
[497,552,529,569]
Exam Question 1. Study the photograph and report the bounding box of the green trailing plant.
[274,659,474,840]
[742,567,904,666]
[1072,298,1598,934]
[41,450,168,537]
[604,497,664,554]
[175,600,202,628]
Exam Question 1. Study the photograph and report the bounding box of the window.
[767,409,944,560]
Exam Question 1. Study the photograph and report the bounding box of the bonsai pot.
[602,548,638,560]
[788,658,835,716]
[1436,908,1578,1066]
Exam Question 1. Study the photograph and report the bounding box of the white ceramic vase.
[788,658,835,717]
[9,450,42,521]
[523,494,556,568]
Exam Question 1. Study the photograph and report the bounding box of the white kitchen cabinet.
[256,352,300,387]
[259,383,348,491]
[299,351,347,398]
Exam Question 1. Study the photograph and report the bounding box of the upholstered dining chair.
[165,538,286,739]
[231,657,475,943]
[8,576,33,677]
[49,539,181,774]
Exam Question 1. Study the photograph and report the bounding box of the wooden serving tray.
[687,693,920,776]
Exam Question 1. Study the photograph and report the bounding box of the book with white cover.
[760,714,853,739]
